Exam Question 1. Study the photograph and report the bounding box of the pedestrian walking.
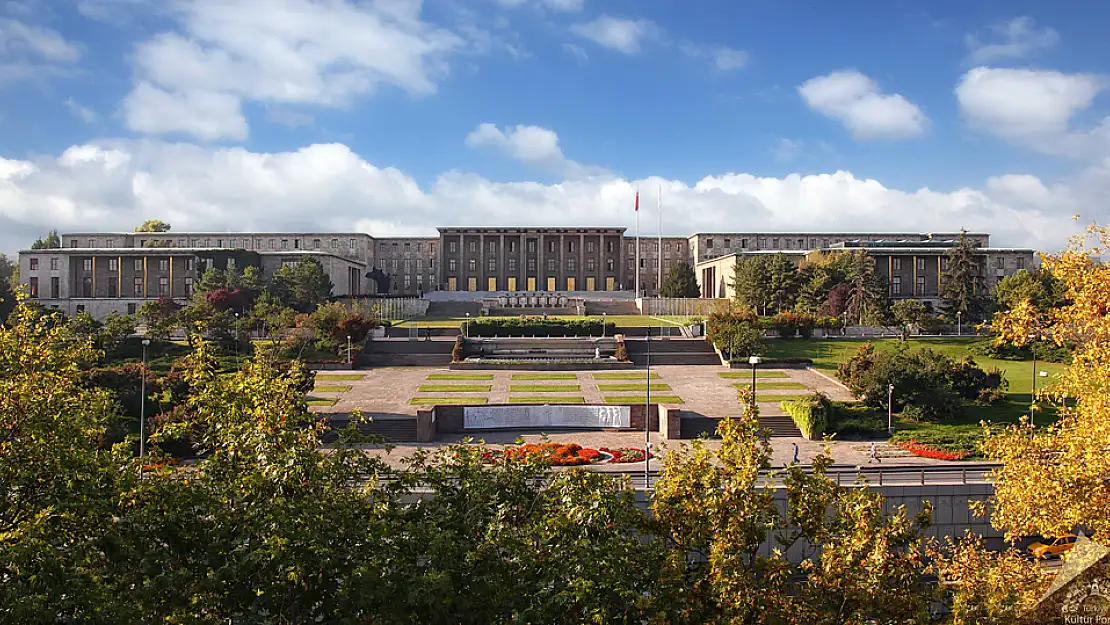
[791,442,799,465]
[869,441,881,464]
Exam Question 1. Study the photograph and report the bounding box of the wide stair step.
[757,416,803,438]
[625,338,721,366]
[584,300,640,315]
[425,301,483,317]
[321,418,418,443]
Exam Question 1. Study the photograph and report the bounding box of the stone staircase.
[757,414,803,437]
[625,337,721,366]
[320,417,418,443]
[679,414,803,439]
[584,299,640,315]
[360,338,455,367]
[424,300,483,318]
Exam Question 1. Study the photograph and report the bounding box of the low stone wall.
[430,403,660,437]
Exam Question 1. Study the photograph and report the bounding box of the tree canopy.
[30,229,61,249]
[269,260,333,313]
[135,220,171,232]
[661,261,700,298]
[940,231,989,320]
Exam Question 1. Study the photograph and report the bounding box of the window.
[772,238,779,248]
[88,239,95,248]
[133,277,143,297]
[448,259,457,271]
[627,242,634,255]
[916,258,926,271]
[916,276,926,295]
[508,258,517,272]
[270,239,276,249]
[350,239,357,249]
[184,277,194,297]
[29,258,38,270]
[159,259,169,271]
[109,259,118,271]
[606,258,615,271]
[106,239,114,248]
[488,258,496,272]
[50,258,58,270]
[217,239,224,248]
[759,238,767,249]
[108,281,117,298]
[528,240,537,253]
[82,277,92,298]
[404,259,412,272]
[469,241,477,253]
[281,239,289,250]
[416,259,423,271]
[134,259,143,272]
[83,259,92,271]
[29,277,38,298]
[568,240,575,253]
[50,277,59,298]
[798,238,805,248]
[449,241,457,253]
[127,303,137,315]
[229,238,236,248]
[587,241,595,253]
[606,241,615,253]
[76,305,85,313]
[391,260,398,271]
[785,239,792,249]
[185,258,193,271]
[527,258,536,272]
[567,257,576,271]
[996,256,1005,269]
[639,258,645,268]
[587,258,596,271]
[741,239,748,249]
[892,258,902,271]
[706,238,714,249]
[724,238,731,248]
[313,239,321,249]
[468,259,476,271]
[204,239,210,247]
[489,241,496,252]
[508,240,517,253]
[159,277,169,296]
[941,257,949,271]
[548,240,556,253]
[1016,257,1026,270]
[891,276,902,295]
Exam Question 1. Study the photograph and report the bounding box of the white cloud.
[65,97,96,122]
[798,70,928,140]
[570,15,660,54]
[679,42,748,71]
[956,67,1107,155]
[495,0,583,11]
[965,16,1059,65]
[121,0,466,141]
[0,17,80,82]
[465,123,574,173]
[563,43,588,64]
[770,138,802,164]
[0,139,1098,256]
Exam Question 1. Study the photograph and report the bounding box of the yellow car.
[1028,535,1078,559]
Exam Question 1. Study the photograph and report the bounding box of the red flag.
[635,191,639,212]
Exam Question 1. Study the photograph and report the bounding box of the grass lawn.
[509,396,587,404]
[604,395,684,405]
[763,337,1067,425]
[395,315,680,329]
[425,373,495,380]
[312,384,353,393]
[409,397,489,406]
[314,374,366,381]
[596,383,672,392]
[734,381,808,391]
[592,372,661,380]
[306,396,338,407]
[718,371,790,379]
[510,373,578,380]
[754,394,813,403]
[417,384,492,393]
[509,384,581,393]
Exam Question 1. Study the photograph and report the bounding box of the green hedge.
[467,318,617,337]
[780,395,828,440]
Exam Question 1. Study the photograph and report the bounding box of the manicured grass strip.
[418,384,492,393]
[510,373,579,380]
[509,384,581,393]
[425,373,495,380]
[306,396,338,407]
[718,371,790,379]
[751,394,813,403]
[314,374,366,381]
[409,397,489,406]
[733,382,809,391]
[603,395,684,405]
[592,372,661,380]
[508,396,587,404]
[596,383,672,392]
[313,384,353,393]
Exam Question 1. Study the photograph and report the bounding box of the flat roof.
[20,247,365,263]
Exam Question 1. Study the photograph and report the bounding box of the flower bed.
[898,441,970,461]
[599,447,652,463]
[483,442,604,466]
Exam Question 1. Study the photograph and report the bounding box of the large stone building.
[18,228,1036,319]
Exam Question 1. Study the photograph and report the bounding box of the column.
[479,233,485,291]
[579,233,585,292]
[117,255,122,298]
[169,256,174,298]
[538,232,545,291]
[912,255,918,296]
[92,256,97,297]
[143,256,148,298]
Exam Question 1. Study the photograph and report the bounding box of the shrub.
[967,338,1072,364]
[770,312,817,339]
[707,309,765,359]
[466,318,616,337]
[827,402,886,438]
[780,393,830,439]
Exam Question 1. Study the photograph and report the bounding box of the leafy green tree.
[844,251,887,326]
[993,267,1063,311]
[269,259,333,313]
[661,261,700,298]
[795,251,855,313]
[0,254,16,325]
[766,252,800,313]
[137,297,180,342]
[941,230,988,320]
[134,220,171,232]
[30,229,61,249]
[891,299,930,341]
[731,256,773,314]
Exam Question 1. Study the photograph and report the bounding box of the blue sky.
[2,0,1110,254]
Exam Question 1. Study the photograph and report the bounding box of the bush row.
[466,318,617,337]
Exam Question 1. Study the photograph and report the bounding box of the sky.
[2,0,1110,255]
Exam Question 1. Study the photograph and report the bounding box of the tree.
[941,230,988,320]
[661,261,700,298]
[269,260,333,313]
[0,253,16,325]
[706,308,765,360]
[765,252,800,313]
[731,256,773,314]
[30,229,61,249]
[891,299,930,341]
[985,223,1110,542]
[844,251,887,326]
[135,220,171,232]
[993,267,1064,311]
[929,537,1046,624]
[138,297,181,342]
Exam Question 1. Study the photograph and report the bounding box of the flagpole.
[657,186,662,298]
[635,189,640,298]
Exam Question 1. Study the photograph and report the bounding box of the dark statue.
[366,268,392,294]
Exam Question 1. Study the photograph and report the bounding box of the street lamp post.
[234,312,240,362]
[748,355,762,409]
[139,339,150,480]
[602,312,607,338]
[888,384,895,434]
[465,312,470,338]
[1030,335,1037,424]
[644,327,652,490]
[956,311,962,337]
[347,335,352,365]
